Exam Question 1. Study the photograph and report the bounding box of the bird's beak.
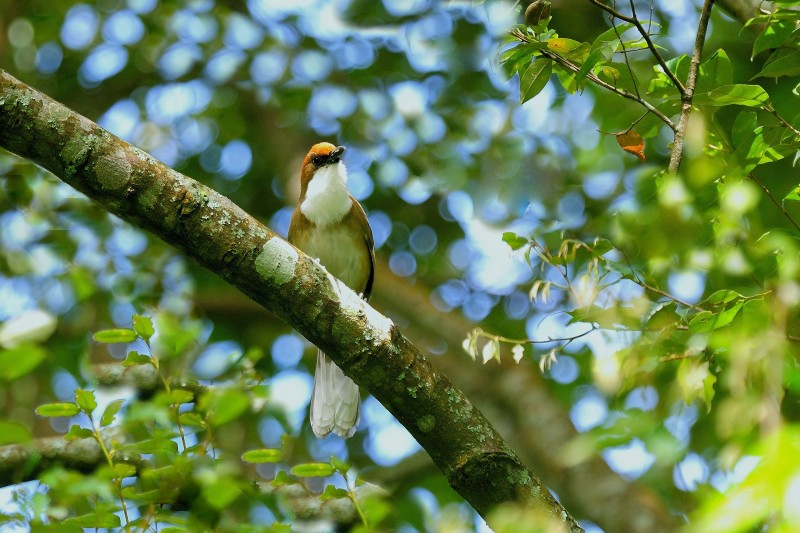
[330,146,346,163]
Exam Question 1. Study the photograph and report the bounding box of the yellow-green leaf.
[36,402,80,417]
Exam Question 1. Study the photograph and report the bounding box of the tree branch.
[586,0,685,94]
[511,30,676,130]
[668,0,715,173]
[0,68,582,531]
[0,428,139,485]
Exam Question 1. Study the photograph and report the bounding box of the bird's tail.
[310,349,360,438]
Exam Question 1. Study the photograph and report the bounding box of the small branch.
[667,0,715,174]
[510,29,676,130]
[612,8,641,98]
[587,0,686,94]
[542,48,676,131]
[763,105,800,138]
[748,172,800,234]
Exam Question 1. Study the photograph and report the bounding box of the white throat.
[300,162,353,227]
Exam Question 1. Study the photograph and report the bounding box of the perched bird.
[288,142,375,438]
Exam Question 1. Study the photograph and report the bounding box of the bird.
[288,142,375,438]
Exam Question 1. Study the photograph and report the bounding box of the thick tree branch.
[0,68,581,531]
[0,428,138,485]
[668,0,715,173]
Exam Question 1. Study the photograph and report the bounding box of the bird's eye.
[312,155,323,166]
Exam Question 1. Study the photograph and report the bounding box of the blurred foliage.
[2,0,800,531]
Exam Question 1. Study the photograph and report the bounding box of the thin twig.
[539,47,677,130]
[480,326,598,345]
[510,29,675,130]
[763,104,800,137]
[748,172,800,233]
[587,0,686,94]
[667,0,715,174]
[611,6,641,98]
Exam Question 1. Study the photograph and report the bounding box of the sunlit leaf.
[75,388,97,414]
[100,399,126,427]
[291,463,336,477]
[122,350,152,367]
[519,59,552,103]
[320,485,349,501]
[93,329,137,343]
[242,449,283,463]
[35,402,80,417]
[63,513,121,528]
[694,84,770,107]
[0,344,46,381]
[65,424,95,441]
[753,49,800,79]
[502,232,529,250]
[132,314,155,341]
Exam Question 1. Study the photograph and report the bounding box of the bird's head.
[301,142,347,194]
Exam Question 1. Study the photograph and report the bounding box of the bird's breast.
[296,222,371,293]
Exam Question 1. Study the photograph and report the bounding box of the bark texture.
[0,68,582,531]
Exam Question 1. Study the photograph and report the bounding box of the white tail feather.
[310,350,360,438]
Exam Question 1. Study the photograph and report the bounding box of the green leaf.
[202,388,250,427]
[786,186,800,202]
[753,49,800,79]
[696,49,732,93]
[179,412,206,427]
[502,232,529,250]
[113,463,137,478]
[753,20,795,58]
[519,59,552,103]
[63,513,121,528]
[331,455,350,473]
[320,485,349,501]
[242,448,284,463]
[694,84,770,107]
[35,402,80,417]
[169,389,194,405]
[122,350,152,367]
[271,470,297,487]
[647,54,689,98]
[646,302,679,331]
[688,303,744,333]
[591,237,614,256]
[0,420,32,445]
[0,344,46,381]
[75,388,97,414]
[93,328,137,343]
[705,290,743,305]
[576,40,616,87]
[591,22,635,47]
[501,44,538,80]
[732,111,758,147]
[290,462,336,477]
[202,477,241,510]
[132,315,155,341]
[100,399,125,427]
[732,126,769,172]
[65,424,95,440]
